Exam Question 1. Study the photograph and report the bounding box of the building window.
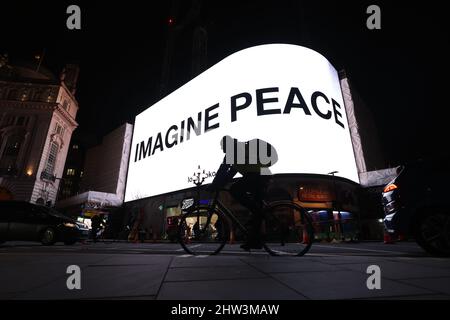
[62,100,70,112]
[0,134,24,175]
[7,89,19,100]
[80,170,83,178]
[72,144,79,150]
[33,90,43,101]
[2,115,15,126]
[55,123,65,136]
[46,90,53,102]
[17,116,26,126]
[3,136,22,157]
[66,168,76,176]
[44,142,59,176]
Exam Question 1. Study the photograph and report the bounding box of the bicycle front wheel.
[263,201,314,256]
[178,206,229,255]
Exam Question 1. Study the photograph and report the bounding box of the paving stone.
[340,261,450,280]
[272,270,432,299]
[157,278,305,300]
[165,265,266,282]
[398,277,450,295]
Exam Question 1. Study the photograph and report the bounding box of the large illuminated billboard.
[125,44,359,202]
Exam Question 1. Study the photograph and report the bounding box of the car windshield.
[43,207,72,220]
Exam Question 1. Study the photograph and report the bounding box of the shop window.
[66,168,76,176]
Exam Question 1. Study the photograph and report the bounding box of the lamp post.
[328,171,344,241]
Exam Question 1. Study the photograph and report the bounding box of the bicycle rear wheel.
[263,201,314,256]
[178,206,229,255]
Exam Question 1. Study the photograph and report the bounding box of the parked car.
[382,156,450,256]
[0,201,89,245]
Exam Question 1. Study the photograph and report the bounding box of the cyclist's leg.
[250,175,271,242]
[230,174,267,248]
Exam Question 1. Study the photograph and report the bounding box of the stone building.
[0,56,79,204]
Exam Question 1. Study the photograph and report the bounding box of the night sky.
[1,0,449,167]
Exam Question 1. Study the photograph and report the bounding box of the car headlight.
[63,222,77,228]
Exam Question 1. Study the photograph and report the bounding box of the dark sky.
[1,0,449,167]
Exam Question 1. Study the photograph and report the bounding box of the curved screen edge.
[125,44,360,202]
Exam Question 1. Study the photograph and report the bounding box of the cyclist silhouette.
[209,135,278,250]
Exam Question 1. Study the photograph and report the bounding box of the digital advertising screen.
[125,44,359,201]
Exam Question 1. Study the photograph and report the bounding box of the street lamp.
[328,171,344,241]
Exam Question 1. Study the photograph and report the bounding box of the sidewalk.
[1,251,450,300]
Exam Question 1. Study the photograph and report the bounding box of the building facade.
[0,57,79,205]
[56,123,133,235]
[58,141,85,200]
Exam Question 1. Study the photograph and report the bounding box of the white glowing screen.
[125,44,359,201]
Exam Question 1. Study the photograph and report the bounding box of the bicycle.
[177,186,314,256]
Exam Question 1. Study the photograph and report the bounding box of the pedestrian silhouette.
[91,214,102,243]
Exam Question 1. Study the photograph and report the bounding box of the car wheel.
[41,228,57,245]
[414,209,450,257]
[64,239,77,245]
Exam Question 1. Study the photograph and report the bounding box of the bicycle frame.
[213,190,249,236]
[181,186,314,256]
[188,188,248,238]
[193,188,297,240]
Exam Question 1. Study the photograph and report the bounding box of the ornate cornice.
[0,101,78,128]
[0,100,56,111]
[54,104,78,128]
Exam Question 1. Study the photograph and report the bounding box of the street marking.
[177,254,193,258]
[313,244,406,255]
[195,255,209,258]
[305,253,341,257]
